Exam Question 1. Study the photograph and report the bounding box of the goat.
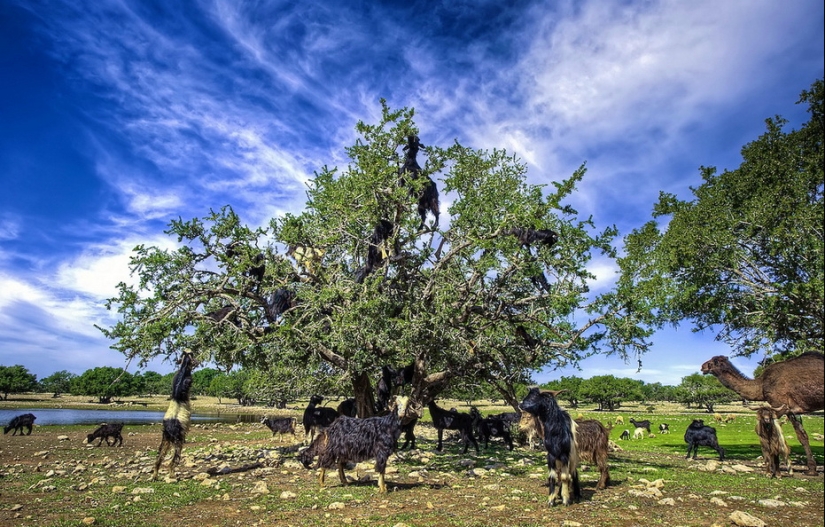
[519,412,544,449]
[261,416,297,441]
[684,419,725,461]
[152,351,196,480]
[398,417,418,450]
[303,395,340,444]
[469,407,514,451]
[428,401,479,454]
[619,429,630,441]
[713,413,724,423]
[336,398,358,418]
[86,423,124,447]
[615,416,624,425]
[506,227,559,248]
[520,388,581,506]
[574,418,610,490]
[632,427,645,440]
[375,364,414,413]
[3,413,36,435]
[659,423,670,434]
[753,406,793,478]
[298,396,410,493]
[628,418,651,433]
[399,135,439,229]
[724,414,737,423]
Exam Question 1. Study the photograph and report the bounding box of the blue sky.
[1,0,822,386]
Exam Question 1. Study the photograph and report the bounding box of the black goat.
[375,363,414,413]
[619,429,630,441]
[398,417,418,450]
[684,419,725,460]
[399,135,439,229]
[469,406,514,451]
[303,395,340,444]
[298,396,410,493]
[336,398,358,418]
[152,351,195,480]
[507,227,559,248]
[428,401,479,454]
[659,423,670,434]
[629,418,651,433]
[520,388,580,506]
[261,416,297,441]
[264,288,296,321]
[86,423,124,447]
[4,413,36,435]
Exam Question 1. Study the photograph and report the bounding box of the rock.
[251,481,269,494]
[562,522,583,527]
[112,486,126,493]
[328,502,345,510]
[10,504,23,511]
[280,491,297,499]
[710,497,727,507]
[82,518,96,525]
[757,499,785,508]
[57,435,70,441]
[729,510,766,527]
[730,464,754,473]
[657,498,675,506]
[131,487,155,495]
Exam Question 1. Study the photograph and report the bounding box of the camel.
[701,352,824,475]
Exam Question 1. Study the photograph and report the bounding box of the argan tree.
[623,80,823,359]
[100,102,653,417]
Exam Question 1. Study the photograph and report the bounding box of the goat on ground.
[261,416,297,441]
[619,429,630,441]
[469,407,514,451]
[684,419,725,460]
[298,396,410,493]
[86,423,124,446]
[303,395,340,444]
[632,427,645,440]
[574,418,610,490]
[628,418,651,433]
[615,416,624,425]
[713,413,724,423]
[753,406,793,478]
[337,398,358,418]
[152,352,195,480]
[724,414,737,423]
[519,388,581,506]
[659,423,670,434]
[3,413,36,435]
[428,401,479,454]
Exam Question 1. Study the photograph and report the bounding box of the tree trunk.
[351,371,376,418]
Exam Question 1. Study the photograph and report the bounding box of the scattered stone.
[756,499,785,508]
[658,498,675,506]
[81,517,96,525]
[328,502,345,510]
[10,504,23,511]
[562,521,583,527]
[730,464,754,473]
[729,510,766,527]
[57,435,70,441]
[280,490,297,499]
[131,487,154,495]
[111,486,126,493]
[251,481,269,494]
[710,497,727,507]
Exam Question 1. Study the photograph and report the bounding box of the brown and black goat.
[152,351,195,480]
[752,406,793,478]
[86,423,124,447]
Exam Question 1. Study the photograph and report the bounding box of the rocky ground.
[1,421,823,527]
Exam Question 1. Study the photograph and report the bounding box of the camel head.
[701,355,731,375]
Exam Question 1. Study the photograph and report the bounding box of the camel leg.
[789,414,817,475]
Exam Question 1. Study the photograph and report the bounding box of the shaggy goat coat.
[574,418,611,490]
[152,352,194,480]
[298,397,410,493]
[302,395,340,444]
[754,406,793,478]
[520,388,581,506]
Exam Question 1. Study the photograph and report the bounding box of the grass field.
[1,395,823,526]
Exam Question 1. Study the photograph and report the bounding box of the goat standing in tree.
[152,351,195,480]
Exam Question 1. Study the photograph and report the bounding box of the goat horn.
[541,389,567,397]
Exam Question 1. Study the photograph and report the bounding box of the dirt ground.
[1,420,823,527]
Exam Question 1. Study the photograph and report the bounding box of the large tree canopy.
[623,80,824,358]
[100,102,652,415]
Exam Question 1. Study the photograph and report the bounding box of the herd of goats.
[5,351,823,507]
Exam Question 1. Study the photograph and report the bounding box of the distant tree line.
[0,363,736,411]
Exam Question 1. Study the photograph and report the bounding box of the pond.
[0,408,260,427]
